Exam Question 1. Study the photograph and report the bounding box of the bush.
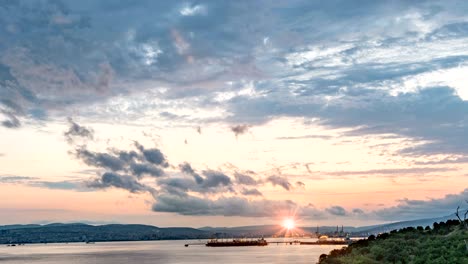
[318,219,468,264]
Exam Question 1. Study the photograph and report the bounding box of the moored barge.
[206,238,268,247]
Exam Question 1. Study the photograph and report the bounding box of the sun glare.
[283,218,295,230]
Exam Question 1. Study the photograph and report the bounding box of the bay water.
[0,238,343,264]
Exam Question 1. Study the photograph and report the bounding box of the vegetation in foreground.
[319,219,468,264]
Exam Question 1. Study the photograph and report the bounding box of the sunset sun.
[283,219,295,230]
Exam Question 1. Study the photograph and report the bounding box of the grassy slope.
[319,220,468,264]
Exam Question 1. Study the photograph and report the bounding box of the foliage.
[319,219,468,264]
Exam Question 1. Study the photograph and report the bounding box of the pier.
[184,239,351,247]
[269,240,301,245]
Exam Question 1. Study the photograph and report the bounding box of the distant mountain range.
[199,214,459,237]
[350,214,458,235]
[0,214,459,244]
[0,223,210,244]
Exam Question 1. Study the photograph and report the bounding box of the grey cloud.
[152,194,297,217]
[241,188,263,196]
[72,140,170,194]
[0,1,271,127]
[135,142,168,167]
[152,193,353,218]
[266,175,292,191]
[179,162,203,184]
[373,188,468,221]
[326,206,347,216]
[414,156,468,165]
[74,142,168,176]
[0,62,33,128]
[64,118,94,143]
[157,170,233,196]
[87,172,149,193]
[200,170,232,189]
[129,162,164,178]
[1,111,20,128]
[157,177,193,193]
[352,208,365,215]
[326,167,456,176]
[72,141,236,195]
[234,172,258,185]
[2,0,468,162]
[34,180,85,191]
[75,148,126,171]
[0,175,87,191]
[230,124,249,137]
[116,150,140,163]
[235,86,468,157]
[0,175,37,183]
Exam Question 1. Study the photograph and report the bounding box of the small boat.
[206,238,268,247]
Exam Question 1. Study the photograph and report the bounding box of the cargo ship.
[206,238,268,247]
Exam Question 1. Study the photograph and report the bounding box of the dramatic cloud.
[200,170,232,189]
[373,188,468,221]
[162,167,234,195]
[129,163,164,178]
[326,206,347,216]
[5,0,468,223]
[134,142,168,167]
[179,162,204,184]
[87,172,150,193]
[75,148,126,172]
[152,194,297,217]
[352,208,365,215]
[234,172,258,186]
[1,0,468,159]
[266,175,292,191]
[72,139,169,193]
[241,188,263,196]
[1,111,20,128]
[64,118,94,144]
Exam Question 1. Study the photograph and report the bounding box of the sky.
[0,0,468,228]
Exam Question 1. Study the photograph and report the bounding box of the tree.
[454,200,468,230]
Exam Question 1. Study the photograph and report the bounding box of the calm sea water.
[0,238,343,264]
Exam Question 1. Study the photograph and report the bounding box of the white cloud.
[180,4,206,16]
[401,65,468,100]
[141,44,163,65]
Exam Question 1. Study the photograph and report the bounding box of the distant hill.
[200,214,460,237]
[0,223,210,244]
[0,224,41,230]
[1,213,461,244]
[354,214,458,235]
[200,225,367,237]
